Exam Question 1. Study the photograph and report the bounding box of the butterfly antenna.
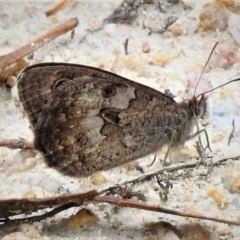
[193,42,219,96]
[196,77,240,98]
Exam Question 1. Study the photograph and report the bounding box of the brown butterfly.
[17,62,210,177]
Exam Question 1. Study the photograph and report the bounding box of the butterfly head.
[189,94,208,119]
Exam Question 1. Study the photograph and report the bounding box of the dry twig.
[94,196,240,226]
[1,203,77,226]
[228,119,235,146]
[0,189,97,219]
[123,38,129,55]
[45,0,73,17]
[0,139,34,150]
[1,189,240,227]
[0,17,79,76]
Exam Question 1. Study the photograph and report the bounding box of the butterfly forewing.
[18,63,199,177]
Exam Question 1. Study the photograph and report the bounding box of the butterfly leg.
[160,127,212,167]
[147,130,177,167]
[147,152,171,167]
[187,128,212,165]
[147,155,157,167]
[159,129,178,167]
[160,134,175,166]
[187,128,212,152]
[194,140,206,165]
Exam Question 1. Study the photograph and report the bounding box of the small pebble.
[150,53,171,67]
[142,42,150,53]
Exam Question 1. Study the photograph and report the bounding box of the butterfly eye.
[102,84,116,98]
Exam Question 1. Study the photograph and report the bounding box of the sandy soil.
[1,1,240,239]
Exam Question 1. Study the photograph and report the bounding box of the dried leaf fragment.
[68,208,99,228]
[90,171,107,185]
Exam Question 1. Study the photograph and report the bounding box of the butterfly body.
[18,63,207,177]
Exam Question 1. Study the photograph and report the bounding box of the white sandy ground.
[1,0,240,239]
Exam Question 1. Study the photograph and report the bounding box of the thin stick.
[123,38,129,55]
[2,190,240,226]
[0,189,97,218]
[100,155,240,193]
[0,203,77,226]
[100,160,200,194]
[95,196,240,226]
[45,0,73,17]
[0,139,34,149]
[0,18,79,72]
[228,119,235,146]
